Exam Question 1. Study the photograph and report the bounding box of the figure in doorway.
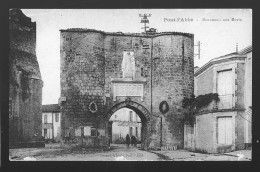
[126,134,130,148]
[65,130,71,143]
[131,135,137,147]
[130,135,134,146]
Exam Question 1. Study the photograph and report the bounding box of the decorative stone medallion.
[89,102,98,113]
[159,101,169,114]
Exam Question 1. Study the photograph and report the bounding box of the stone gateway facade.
[9,9,44,148]
[60,28,194,149]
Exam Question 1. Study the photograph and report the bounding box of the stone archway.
[105,100,151,149]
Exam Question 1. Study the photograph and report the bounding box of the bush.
[194,93,220,109]
[182,93,220,126]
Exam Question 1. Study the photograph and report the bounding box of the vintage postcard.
[8,9,252,161]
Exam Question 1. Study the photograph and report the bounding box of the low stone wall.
[9,141,45,149]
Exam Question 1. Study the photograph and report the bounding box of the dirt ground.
[150,149,252,161]
[9,143,252,161]
[9,143,159,161]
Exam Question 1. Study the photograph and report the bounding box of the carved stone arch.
[106,100,151,149]
[106,100,151,122]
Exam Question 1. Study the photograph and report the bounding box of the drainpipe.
[160,116,162,147]
[52,113,54,141]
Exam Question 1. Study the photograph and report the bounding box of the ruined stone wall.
[9,9,43,147]
[60,29,194,148]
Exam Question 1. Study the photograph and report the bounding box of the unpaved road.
[9,143,251,161]
[9,143,160,161]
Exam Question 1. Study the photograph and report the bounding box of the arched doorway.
[106,100,150,149]
[109,108,142,145]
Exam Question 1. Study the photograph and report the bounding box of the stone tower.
[9,9,44,148]
[60,28,194,149]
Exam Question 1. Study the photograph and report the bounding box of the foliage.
[182,93,220,126]
[182,94,196,109]
[194,93,220,109]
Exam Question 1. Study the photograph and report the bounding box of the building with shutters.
[42,104,61,142]
[184,45,252,153]
[109,108,141,143]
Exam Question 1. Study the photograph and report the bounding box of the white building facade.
[42,104,61,142]
[184,45,252,153]
[109,108,142,143]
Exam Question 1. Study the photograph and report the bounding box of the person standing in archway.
[126,134,130,148]
[131,135,135,147]
[133,136,137,147]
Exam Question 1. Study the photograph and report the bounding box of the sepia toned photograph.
[8,9,252,161]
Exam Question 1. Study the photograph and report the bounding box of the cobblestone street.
[9,143,251,161]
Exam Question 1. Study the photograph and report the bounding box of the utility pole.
[139,14,151,34]
[139,13,162,148]
[194,41,201,59]
[139,13,164,149]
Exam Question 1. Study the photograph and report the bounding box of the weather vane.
[139,14,151,34]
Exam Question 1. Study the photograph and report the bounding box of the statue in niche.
[122,51,135,79]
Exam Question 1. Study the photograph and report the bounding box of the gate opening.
[108,108,142,145]
[106,101,150,149]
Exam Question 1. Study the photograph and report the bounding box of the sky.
[21,9,252,105]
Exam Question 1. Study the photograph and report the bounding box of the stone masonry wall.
[60,29,194,149]
[60,31,106,137]
[151,35,194,148]
[9,9,43,147]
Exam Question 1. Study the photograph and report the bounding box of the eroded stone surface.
[60,28,194,149]
[9,9,44,148]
